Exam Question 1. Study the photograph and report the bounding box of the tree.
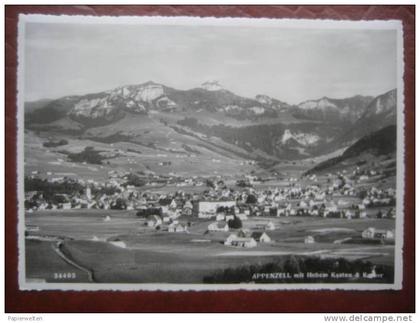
[228,216,242,229]
[206,179,215,189]
[111,198,126,210]
[358,190,368,199]
[125,173,146,187]
[246,194,257,204]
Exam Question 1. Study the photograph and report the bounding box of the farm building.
[251,232,271,243]
[304,235,315,244]
[168,223,187,233]
[298,200,308,208]
[224,233,239,245]
[228,237,257,248]
[362,228,394,240]
[61,202,72,210]
[208,221,229,232]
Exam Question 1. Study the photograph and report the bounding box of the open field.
[25,123,261,180]
[25,239,91,283]
[25,210,395,283]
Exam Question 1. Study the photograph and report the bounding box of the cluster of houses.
[25,170,396,225]
[25,162,397,225]
[24,172,397,249]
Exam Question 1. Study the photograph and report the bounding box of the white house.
[251,232,271,243]
[304,235,315,244]
[362,228,394,240]
[168,223,186,233]
[358,204,366,210]
[298,200,308,208]
[362,227,375,239]
[338,199,350,207]
[208,221,229,232]
[224,233,239,245]
[225,236,257,248]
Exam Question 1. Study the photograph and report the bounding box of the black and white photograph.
[17,15,404,290]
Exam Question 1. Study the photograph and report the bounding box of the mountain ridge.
[305,124,397,175]
[24,82,397,162]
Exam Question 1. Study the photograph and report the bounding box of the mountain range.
[25,81,397,165]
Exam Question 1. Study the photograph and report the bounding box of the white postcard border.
[16,14,405,291]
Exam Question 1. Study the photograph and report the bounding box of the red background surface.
[5,5,415,313]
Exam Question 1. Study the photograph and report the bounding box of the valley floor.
[25,210,395,284]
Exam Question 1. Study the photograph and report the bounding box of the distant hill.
[24,98,53,114]
[305,124,397,174]
[294,95,374,124]
[24,81,397,162]
[25,81,290,127]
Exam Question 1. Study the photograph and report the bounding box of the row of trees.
[25,177,84,200]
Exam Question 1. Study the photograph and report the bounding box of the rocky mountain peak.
[201,81,223,91]
[255,94,273,105]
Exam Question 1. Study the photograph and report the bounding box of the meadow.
[25,210,395,284]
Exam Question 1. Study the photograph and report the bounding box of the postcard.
[17,14,405,290]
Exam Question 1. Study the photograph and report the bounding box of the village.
[24,161,396,249]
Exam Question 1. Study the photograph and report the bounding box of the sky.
[24,21,398,104]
